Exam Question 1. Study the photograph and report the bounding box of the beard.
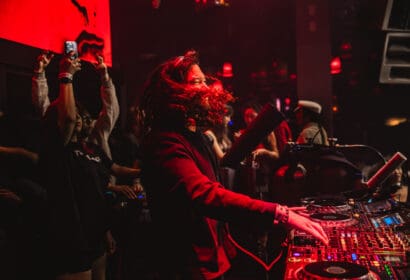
[184,85,234,129]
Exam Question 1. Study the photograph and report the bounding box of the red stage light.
[340,42,352,52]
[222,62,233,77]
[330,57,342,75]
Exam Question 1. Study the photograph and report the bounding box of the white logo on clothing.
[73,150,101,163]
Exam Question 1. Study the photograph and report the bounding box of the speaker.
[379,32,410,84]
[382,0,410,31]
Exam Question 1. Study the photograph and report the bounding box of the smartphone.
[64,41,78,59]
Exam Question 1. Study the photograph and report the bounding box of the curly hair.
[139,50,234,135]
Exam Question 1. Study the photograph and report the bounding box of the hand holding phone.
[64,41,78,60]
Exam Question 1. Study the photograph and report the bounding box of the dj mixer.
[284,197,410,279]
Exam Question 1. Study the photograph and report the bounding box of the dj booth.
[224,149,410,280]
[283,196,410,279]
[221,104,410,279]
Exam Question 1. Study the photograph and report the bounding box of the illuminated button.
[371,261,380,267]
[351,253,358,261]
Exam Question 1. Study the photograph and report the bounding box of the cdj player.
[284,197,410,279]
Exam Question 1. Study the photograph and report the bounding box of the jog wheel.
[310,213,357,228]
[297,261,379,279]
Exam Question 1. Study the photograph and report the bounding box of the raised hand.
[59,52,81,76]
[35,51,54,73]
[93,54,109,82]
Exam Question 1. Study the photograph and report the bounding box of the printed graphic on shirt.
[73,149,101,163]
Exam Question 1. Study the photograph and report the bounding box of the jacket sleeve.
[90,78,119,160]
[32,72,50,117]
[147,134,279,229]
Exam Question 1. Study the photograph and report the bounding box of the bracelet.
[33,71,45,79]
[274,205,289,225]
[59,77,73,84]
[58,72,73,80]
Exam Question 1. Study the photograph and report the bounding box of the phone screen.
[64,41,78,59]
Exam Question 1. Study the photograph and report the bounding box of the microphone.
[366,151,407,189]
[221,103,285,168]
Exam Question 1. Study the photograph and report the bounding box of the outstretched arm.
[55,54,81,146]
[252,131,280,161]
[32,51,54,117]
[89,55,119,159]
[111,163,140,178]
[0,146,38,164]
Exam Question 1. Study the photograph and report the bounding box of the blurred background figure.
[205,104,234,160]
[234,103,280,199]
[294,99,329,146]
[373,156,409,203]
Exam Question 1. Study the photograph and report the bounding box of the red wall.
[0,0,112,65]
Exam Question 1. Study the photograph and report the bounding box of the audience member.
[204,104,234,160]
[294,99,329,146]
[235,104,280,197]
[0,128,47,280]
[274,119,293,157]
[38,53,139,280]
[32,51,120,180]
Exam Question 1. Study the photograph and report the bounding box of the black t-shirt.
[39,105,113,258]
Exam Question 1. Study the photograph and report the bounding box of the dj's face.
[185,64,211,109]
[185,64,208,90]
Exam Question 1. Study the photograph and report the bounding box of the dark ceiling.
[109,0,410,155]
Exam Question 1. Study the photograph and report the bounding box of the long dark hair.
[139,50,234,135]
[211,104,233,151]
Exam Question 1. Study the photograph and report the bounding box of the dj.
[139,50,329,279]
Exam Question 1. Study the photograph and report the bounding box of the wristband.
[274,205,289,225]
[59,77,73,84]
[58,72,73,80]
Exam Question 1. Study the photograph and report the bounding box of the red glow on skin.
[211,80,223,92]
[0,0,112,66]
[330,57,342,75]
[289,73,297,80]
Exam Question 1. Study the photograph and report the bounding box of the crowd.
[0,48,407,280]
